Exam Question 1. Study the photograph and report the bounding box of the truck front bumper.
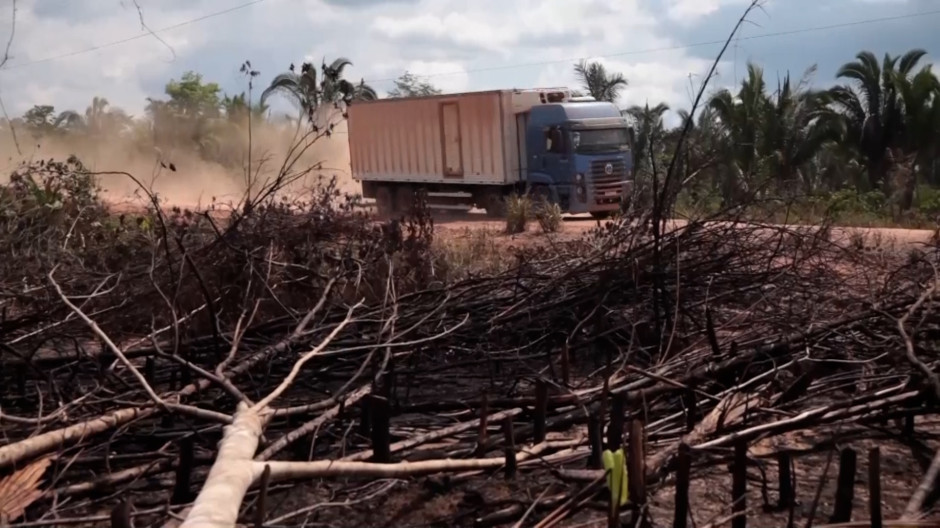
[561,180,634,215]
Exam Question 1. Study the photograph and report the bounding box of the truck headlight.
[575,173,584,183]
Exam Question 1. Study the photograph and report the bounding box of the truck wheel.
[395,186,415,216]
[529,185,552,206]
[481,191,507,218]
[375,186,394,218]
[590,211,613,220]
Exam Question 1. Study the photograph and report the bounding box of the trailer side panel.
[348,91,510,186]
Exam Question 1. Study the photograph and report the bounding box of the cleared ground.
[434,213,938,250]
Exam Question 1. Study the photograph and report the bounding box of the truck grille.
[588,159,629,202]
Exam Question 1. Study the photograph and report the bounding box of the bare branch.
[48,269,167,410]
[130,0,177,61]
[252,301,362,412]
[0,0,21,155]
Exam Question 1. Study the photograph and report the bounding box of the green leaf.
[602,448,630,507]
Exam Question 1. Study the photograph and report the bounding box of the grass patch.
[504,193,531,234]
[534,197,563,233]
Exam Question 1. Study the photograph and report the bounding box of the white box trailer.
[348,88,572,214]
[347,87,635,218]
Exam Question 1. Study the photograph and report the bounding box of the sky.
[0,0,937,128]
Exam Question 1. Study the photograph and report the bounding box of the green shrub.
[915,185,940,216]
[826,189,887,216]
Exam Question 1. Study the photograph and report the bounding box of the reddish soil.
[435,214,938,251]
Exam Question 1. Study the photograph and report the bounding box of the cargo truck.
[346,87,636,219]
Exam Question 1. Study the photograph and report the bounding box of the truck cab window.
[572,128,629,153]
[545,127,566,154]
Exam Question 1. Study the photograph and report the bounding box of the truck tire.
[590,211,613,220]
[481,190,507,218]
[528,185,552,205]
[395,185,415,216]
[375,186,394,218]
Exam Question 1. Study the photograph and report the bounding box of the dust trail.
[0,117,356,211]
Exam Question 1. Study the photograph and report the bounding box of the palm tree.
[708,63,768,198]
[52,110,84,131]
[320,57,378,103]
[706,63,839,200]
[573,60,628,103]
[85,96,109,132]
[671,107,726,194]
[623,102,669,176]
[760,67,842,193]
[895,65,940,187]
[222,92,270,123]
[261,58,377,124]
[828,48,928,192]
[81,96,130,136]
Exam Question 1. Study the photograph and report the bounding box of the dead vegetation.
[1,139,940,527]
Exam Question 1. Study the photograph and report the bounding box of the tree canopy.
[387,72,442,98]
[11,47,940,224]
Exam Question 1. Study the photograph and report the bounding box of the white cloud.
[0,0,215,116]
[0,0,930,127]
[667,0,724,21]
[371,13,516,52]
[665,0,752,23]
[403,61,470,94]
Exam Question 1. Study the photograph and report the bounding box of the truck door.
[441,102,463,178]
[540,125,571,184]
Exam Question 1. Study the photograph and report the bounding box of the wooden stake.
[705,307,721,356]
[475,393,489,457]
[503,416,516,479]
[369,395,391,463]
[627,419,647,505]
[588,413,603,469]
[358,396,372,436]
[607,393,625,450]
[830,447,857,523]
[144,356,155,384]
[561,342,571,386]
[682,387,697,433]
[534,380,548,443]
[777,452,794,509]
[109,500,132,528]
[904,415,916,437]
[869,447,882,528]
[170,436,194,505]
[732,441,747,528]
[673,443,691,528]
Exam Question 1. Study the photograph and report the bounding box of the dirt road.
[434,213,938,249]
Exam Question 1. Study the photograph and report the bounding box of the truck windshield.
[571,128,630,153]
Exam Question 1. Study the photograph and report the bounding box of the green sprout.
[602,447,629,508]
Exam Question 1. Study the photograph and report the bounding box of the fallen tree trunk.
[0,407,153,471]
[179,403,263,528]
[0,331,303,472]
[180,399,582,527]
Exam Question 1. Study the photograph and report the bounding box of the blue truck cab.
[525,101,636,218]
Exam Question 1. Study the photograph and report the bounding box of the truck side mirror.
[628,126,636,152]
